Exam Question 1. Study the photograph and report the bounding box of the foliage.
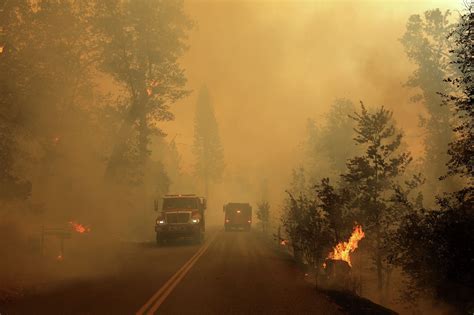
[95,0,192,182]
[0,0,93,201]
[319,99,359,174]
[0,0,191,211]
[341,103,418,297]
[394,205,474,311]
[440,5,474,183]
[401,9,455,194]
[393,6,474,312]
[303,99,358,180]
[282,192,333,274]
[314,178,352,243]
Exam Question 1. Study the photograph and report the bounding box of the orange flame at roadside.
[327,225,365,267]
[69,221,90,234]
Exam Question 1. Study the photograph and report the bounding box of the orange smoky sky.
[160,0,461,194]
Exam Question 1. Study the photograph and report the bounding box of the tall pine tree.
[193,86,224,199]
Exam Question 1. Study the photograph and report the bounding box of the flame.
[69,221,90,233]
[280,239,289,246]
[0,46,4,54]
[327,225,365,267]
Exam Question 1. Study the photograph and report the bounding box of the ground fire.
[69,221,90,234]
[327,225,365,267]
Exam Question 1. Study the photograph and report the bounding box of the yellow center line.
[136,234,216,315]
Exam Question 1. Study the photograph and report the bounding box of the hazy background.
[163,0,460,209]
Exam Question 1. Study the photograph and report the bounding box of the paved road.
[1,229,343,315]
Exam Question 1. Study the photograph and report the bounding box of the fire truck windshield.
[163,198,199,210]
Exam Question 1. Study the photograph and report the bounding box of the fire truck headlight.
[191,218,200,224]
[156,219,165,225]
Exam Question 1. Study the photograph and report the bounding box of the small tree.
[283,192,332,283]
[342,103,414,301]
[256,201,270,233]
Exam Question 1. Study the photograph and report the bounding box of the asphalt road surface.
[1,228,344,315]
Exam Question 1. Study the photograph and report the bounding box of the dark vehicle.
[155,194,206,245]
[223,203,252,231]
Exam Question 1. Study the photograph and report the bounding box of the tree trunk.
[138,115,149,164]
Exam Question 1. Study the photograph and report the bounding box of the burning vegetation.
[69,221,91,234]
[327,225,364,267]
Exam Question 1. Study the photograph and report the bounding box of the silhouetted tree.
[401,9,456,197]
[314,178,350,243]
[342,103,414,300]
[193,86,224,198]
[283,192,332,283]
[0,0,93,202]
[394,6,474,312]
[303,99,358,181]
[96,0,192,183]
[319,99,359,174]
[440,6,474,186]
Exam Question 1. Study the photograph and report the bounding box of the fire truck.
[223,202,252,231]
[155,194,206,245]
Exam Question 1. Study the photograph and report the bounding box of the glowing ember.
[69,221,90,234]
[146,80,159,96]
[327,225,365,267]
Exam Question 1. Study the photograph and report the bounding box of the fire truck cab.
[223,202,252,231]
[155,194,206,245]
